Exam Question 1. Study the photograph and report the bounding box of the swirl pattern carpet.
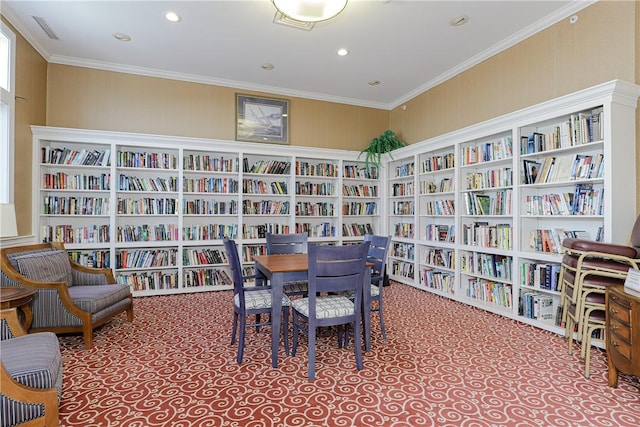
[57,283,640,426]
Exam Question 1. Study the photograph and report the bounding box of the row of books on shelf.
[119,175,178,192]
[342,223,374,237]
[295,202,334,217]
[117,151,177,169]
[425,224,455,243]
[295,161,338,177]
[520,107,603,154]
[421,178,454,194]
[295,181,335,196]
[184,199,237,215]
[243,180,287,195]
[183,155,238,172]
[521,262,561,292]
[116,224,178,242]
[461,222,512,250]
[117,197,178,215]
[460,252,512,281]
[183,248,228,266]
[421,268,455,293]
[42,224,110,244]
[116,271,178,291]
[243,223,292,239]
[394,222,414,239]
[391,259,414,279]
[42,173,110,191]
[116,249,178,269]
[43,196,109,215]
[523,184,603,216]
[527,228,601,254]
[391,181,414,197]
[522,153,604,185]
[243,159,291,175]
[392,242,415,260]
[342,202,377,216]
[296,222,335,237]
[343,165,378,179]
[461,137,513,165]
[183,269,232,287]
[183,224,237,241]
[394,162,415,178]
[392,200,414,215]
[463,190,512,216]
[244,200,290,215]
[519,291,560,324]
[465,168,513,190]
[68,250,110,268]
[184,177,238,194]
[421,153,455,173]
[342,184,378,197]
[423,248,455,269]
[41,147,111,167]
[424,199,455,216]
[464,278,512,309]
[242,245,267,263]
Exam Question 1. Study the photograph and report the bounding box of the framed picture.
[523,159,541,184]
[236,94,289,144]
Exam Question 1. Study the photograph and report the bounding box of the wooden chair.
[224,239,290,364]
[291,242,369,380]
[265,232,309,296]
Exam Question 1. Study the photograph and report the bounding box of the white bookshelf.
[32,128,382,297]
[385,79,640,333]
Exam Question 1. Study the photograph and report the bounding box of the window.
[0,22,15,204]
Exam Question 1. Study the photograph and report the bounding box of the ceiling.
[2,0,593,110]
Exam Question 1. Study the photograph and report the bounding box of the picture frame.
[236,94,289,144]
[523,159,541,184]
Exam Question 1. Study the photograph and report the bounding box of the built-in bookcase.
[384,80,639,334]
[32,129,382,297]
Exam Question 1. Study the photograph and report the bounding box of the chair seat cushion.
[292,295,354,319]
[13,250,73,286]
[1,332,62,391]
[283,280,308,295]
[562,253,632,273]
[69,284,131,314]
[235,289,290,310]
[562,238,640,259]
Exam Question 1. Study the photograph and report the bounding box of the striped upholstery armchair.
[1,307,62,427]
[0,243,133,349]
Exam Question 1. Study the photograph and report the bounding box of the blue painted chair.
[291,242,370,380]
[265,232,309,297]
[223,239,290,364]
[363,234,392,340]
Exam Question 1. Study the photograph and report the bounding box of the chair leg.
[308,326,316,380]
[292,314,299,357]
[354,319,363,372]
[378,297,386,340]
[237,316,247,364]
[255,314,261,333]
[282,307,290,356]
[231,312,239,345]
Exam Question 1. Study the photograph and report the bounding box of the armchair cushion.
[562,238,640,259]
[13,250,74,286]
[1,332,62,392]
[69,284,134,314]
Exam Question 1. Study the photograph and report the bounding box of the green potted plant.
[359,130,406,171]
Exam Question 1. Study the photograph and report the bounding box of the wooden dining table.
[253,253,372,368]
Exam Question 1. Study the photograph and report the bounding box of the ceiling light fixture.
[113,33,132,42]
[368,80,380,86]
[272,0,348,23]
[261,63,275,70]
[164,11,182,23]
[449,15,469,27]
[337,48,349,56]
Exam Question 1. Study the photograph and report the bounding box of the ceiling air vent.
[273,11,315,31]
[32,16,60,40]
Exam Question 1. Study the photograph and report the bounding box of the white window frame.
[0,22,16,204]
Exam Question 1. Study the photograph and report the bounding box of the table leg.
[363,267,371,353]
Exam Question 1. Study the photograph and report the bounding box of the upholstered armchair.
[1,243,133,349]
[1,307,62,427]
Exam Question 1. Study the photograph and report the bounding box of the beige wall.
[5,0,640,237]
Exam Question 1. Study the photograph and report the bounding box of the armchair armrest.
[1,308,27,338]
[1,362,59,427]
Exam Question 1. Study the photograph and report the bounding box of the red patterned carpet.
[57,283,640,426]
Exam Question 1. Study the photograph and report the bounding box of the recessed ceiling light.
[449,15,469,26]
[164,11,181,22]
[337,48,349,56]
[261,63,275,70]
[113,33,131,42]
[368,80,381,86]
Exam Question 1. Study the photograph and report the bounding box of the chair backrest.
[223,239,244,298]
[363,234,391,282]
[266,232,308,255]
[307,242,370,318]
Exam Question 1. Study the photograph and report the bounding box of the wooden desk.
[253,253,372,368]
[1,287,37,330]
[606,284,640,387]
